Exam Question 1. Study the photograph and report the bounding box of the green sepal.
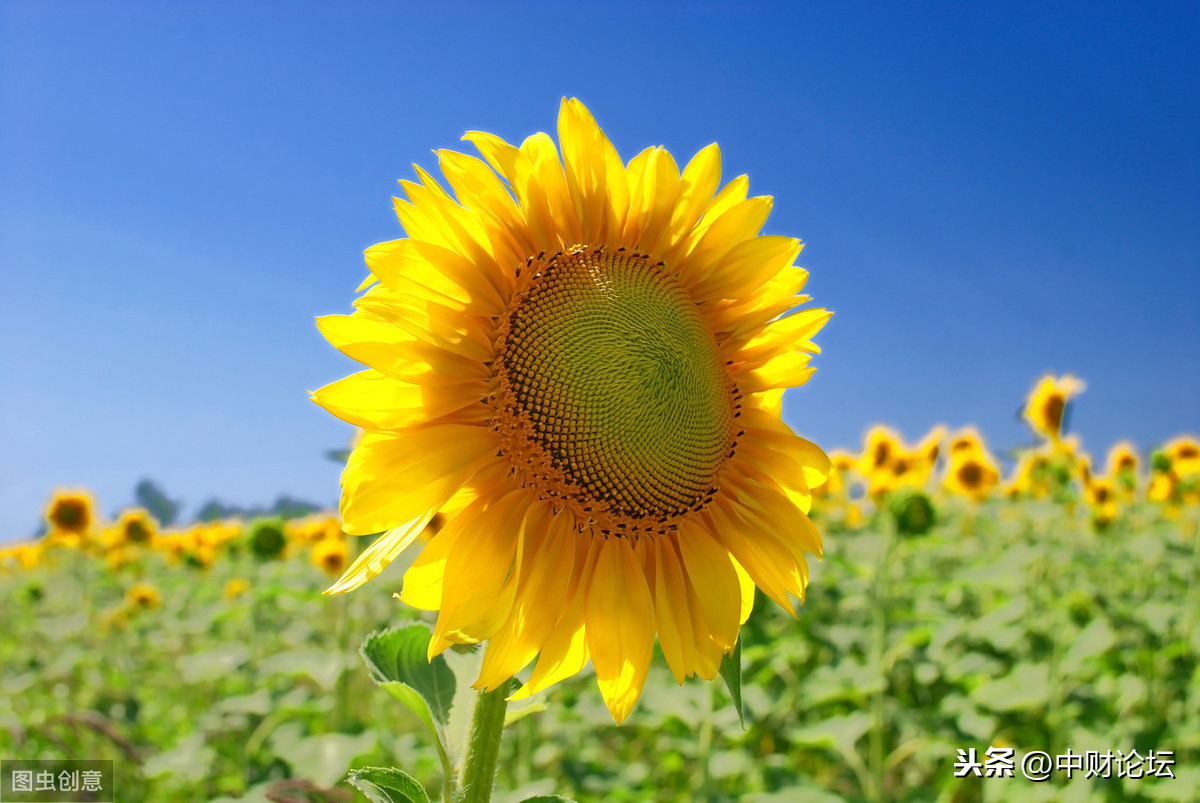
[346,766,430,803]
[719,636,745,729]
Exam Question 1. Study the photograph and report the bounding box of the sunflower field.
[3,387,1198,802]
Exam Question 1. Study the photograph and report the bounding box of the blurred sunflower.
[223,577,252,601]
[0,542,42,571]
[314,98,831,721]
[44,489,97,547]
[311,538,349,578]
[1163,435,1200,478]
[1105,441,1139,476]
[947,426,987,459]
[1083,476,1119,528]
[113,508,158,547]
[944,450,1000,501]
[814,450,857,499]
[1023,374,1085,444]
[125,582,162,610]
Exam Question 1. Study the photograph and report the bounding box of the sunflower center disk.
[495,248,735,527]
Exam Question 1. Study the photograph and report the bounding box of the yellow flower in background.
[1083,476,1120,527]
[944,450,1001,502]
[947,426,987,459]
[0,542,42,571]
[814,450,858,498]
[44,489,97,547]
[1163,435,1200,478]
[311,538,349,578]
[860,425,901,476]
[287,513,343,545]
[857,426,940,496]
[1023,374,1086,444]
[314,98,831,722]
[114,508,158,546]
[105,546,139,571]
[223,577,252,601]
[1106,441,1139,476]
[125,582,161,610]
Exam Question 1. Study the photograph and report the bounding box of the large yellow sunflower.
[313,99,831,722]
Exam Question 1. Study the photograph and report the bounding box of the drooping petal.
[585,535,656,723]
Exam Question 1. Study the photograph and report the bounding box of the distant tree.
[194,499,243,523]
[134,479,181,526]
[191,494,324,523]
[269,495,324,520]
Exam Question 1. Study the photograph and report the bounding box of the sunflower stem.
[458,681,510,803]
[869,516,896,802]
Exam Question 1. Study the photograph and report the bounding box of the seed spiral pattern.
[492,247,737,528]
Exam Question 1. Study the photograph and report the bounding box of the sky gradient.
[2,1,1197,538]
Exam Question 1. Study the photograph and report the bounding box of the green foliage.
[2,500,1197,801]
[888,490,936,536]
[360,626,455,728]
[347,767,430,803]
[197,495,325,523]
[718,636,744,729]
[248,518,287,560]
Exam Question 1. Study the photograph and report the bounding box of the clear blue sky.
[2,1,1197,539]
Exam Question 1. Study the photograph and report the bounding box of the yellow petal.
[675,529,740,652]
[364,238,506,314]
[324,514,431,594]
[475,511,578,689]
[339,427,497,535]
[585,536,655,723]
[653,534,696,683]
[316,313,490,384]
[311,370,485,431]
[690,236,803,306]
[732,557,756,625]
[558,98,628,247]
[430,488,528,653]
[510,535,599,701]
[662,142,722,252]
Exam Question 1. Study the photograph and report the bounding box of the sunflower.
[125,582,162,610]
[1105,441,1139,476]
[0,542,42,572]
[223,577,252,601]
[44,489,97,547]
[311,537,349,578]
[813,449,857,498]
[1023,374,1086,444]
[314,99,831,722]
[113,508,158,547]
[1163,435,1200,478]
[947,426,986,459]
[1083,476,1119,528]
[943,450,1000,502]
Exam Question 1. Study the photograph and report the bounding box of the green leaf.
[361,625,456,726]
[503,702,546,727]
[719,636,744,728]
[346,766,431,803]
[377,681,442,745]
[516,797,578,802]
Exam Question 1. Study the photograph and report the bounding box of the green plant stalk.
[334,592,350,732]
[698,686,715,803]
[458,682,511,803]
[869,520,896,803]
